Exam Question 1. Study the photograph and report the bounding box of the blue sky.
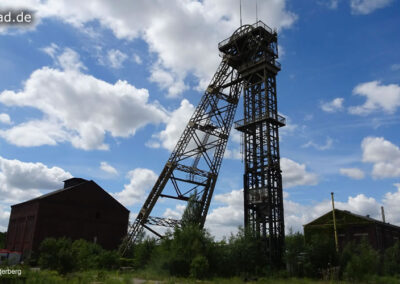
[0,0,400,238]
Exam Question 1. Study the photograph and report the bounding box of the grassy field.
[2,268,399,284]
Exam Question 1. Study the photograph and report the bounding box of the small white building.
[0,249,21,265]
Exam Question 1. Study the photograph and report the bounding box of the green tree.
[180,191,202,228]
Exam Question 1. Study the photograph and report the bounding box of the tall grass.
[13,269,400,284]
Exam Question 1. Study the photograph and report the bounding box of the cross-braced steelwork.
[122,21,285,266]
[121,53,242,253]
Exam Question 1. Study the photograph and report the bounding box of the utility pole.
[331,192,339,253]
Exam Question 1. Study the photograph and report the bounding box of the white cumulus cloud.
[205,188,387,238]
[0,156,72,204]
[0,0,297,97]
[57,47,87,71]
[0,113,11,124]
[362,136,400,178]
[107,49,128,69]
[286,193,382,233]
[349,81,400,115]
[302,137,333,151]
[350,0,394,14]
[0,48,168,150]
[40,43,59,59]
[321,98,344,113]
[100,161,118,175]
[206,189,244,238]
[147,99,195,151]
[281,158,318,188]
[114,168,158,206]
[340,168,365,179]
[163,204,186,220]
[0,205,10,232]
[382,184,400,225]
[224,148,242,160]
[133,53,142,65]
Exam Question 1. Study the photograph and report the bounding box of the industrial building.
[6,178,129,258]
[304,209,400,251]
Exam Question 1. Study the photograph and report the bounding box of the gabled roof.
[11,178,129,213]
[12,178,89,206]
[304,209,400,231]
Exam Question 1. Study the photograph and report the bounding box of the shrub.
[207,239,232,277]
[38,237,120,273]
[71,239,102,270]
[132,237,156,269]
[38,237,75,274]
[285,230,306,277]
[98,250,120,269]
[227,227,268,277]
[384,241,400,276]
[190,254,209,279]
[165,225,213,277]
[147,192,214,278]
[303,234,338,278]
[343,239,379,281]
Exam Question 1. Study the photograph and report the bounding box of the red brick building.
[6,178,129,258]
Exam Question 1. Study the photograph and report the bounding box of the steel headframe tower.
[231,22,285,266]
[123,21,285,266]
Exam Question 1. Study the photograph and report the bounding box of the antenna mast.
[256,0,258,22]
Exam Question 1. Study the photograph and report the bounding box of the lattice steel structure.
[123,21,285,265]
[122,45,242,252]
[231,23,285,266]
